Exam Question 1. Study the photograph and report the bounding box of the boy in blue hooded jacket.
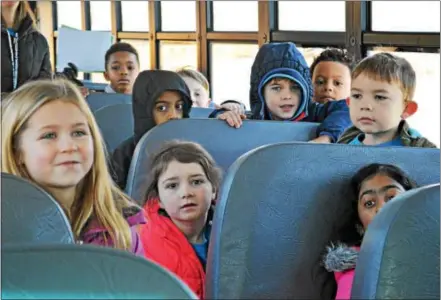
[215,42,352,143]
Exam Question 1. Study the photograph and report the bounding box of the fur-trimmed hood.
[323,243,359,273]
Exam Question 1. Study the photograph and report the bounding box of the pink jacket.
[81,209,146,257]
[323,244,360,300]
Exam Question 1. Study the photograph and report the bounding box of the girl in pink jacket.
[323,163,418,299]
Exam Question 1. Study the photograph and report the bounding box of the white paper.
[56,26,114,73]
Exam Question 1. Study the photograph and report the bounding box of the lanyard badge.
[7,31,19,90]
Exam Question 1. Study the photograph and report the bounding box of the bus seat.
[1,173,74,246]
[2,244,198,299]
[189,107,214,118]
[94,103,134,154]
[352,184,440,300]
[86,93,132,113]
[81,81,107,92]
[125,119,319,203]
[206,143,440,299]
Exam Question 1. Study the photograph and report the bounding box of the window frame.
[43,0,440,91]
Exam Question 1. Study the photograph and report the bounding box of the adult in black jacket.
[110,70,193,191]
[1,1,52,94]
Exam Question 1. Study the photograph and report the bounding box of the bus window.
[161,1,196,32]
[56,1,81,30]
[213,1,258,32]
[121,1,149,32]
[278,1,345,32]
[210,43,259,109]
[90,1,111,31]
[159,41,197,71]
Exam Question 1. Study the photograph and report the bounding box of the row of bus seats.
[206,143,440,299]
[3,143,439,299]
[1,173,197,300]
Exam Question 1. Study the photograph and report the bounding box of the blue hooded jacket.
[249,42,351,142]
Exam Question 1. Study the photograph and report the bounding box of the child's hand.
[309,135,332,144]
[217,111,246,128]
[220,102,245,115]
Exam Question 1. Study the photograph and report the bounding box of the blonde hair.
[176,67,210,92]
[1,1,36,30]
[1,79,136,250]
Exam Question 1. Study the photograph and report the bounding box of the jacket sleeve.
[37,38,53,80]
[307,99,352,142]
[110,143,131,191]
[131,225,146,257]
[208,107,229,118]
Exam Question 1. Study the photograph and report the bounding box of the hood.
[132,70,192,143]
[249,42,313,120]
[323,243,359,273]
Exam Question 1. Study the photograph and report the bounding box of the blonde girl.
[1,79,145,255]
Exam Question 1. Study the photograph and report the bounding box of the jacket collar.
[337,120,432,147]
[144,198,213,240]
[323,243,360,272]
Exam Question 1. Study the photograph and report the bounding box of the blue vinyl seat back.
[94,103,134,154]
[352,184,440,300]
[125,119,319,203]
[206,143,440,299]
[86,93,131,113]
[81,81,107,92]
[2,244,198,299]
[1,173,74,246]
[189,107,214,118]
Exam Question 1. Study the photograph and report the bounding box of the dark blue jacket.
[249,42,351,142]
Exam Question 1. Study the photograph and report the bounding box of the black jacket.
[1,15,52,93]
[110,70,193,190]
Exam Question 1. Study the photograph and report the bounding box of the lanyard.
[7,30,19,90]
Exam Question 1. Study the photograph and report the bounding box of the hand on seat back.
[309,135,332,144]
[220,102,246,115]
[217,110,246,128]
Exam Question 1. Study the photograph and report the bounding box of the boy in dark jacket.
[215,42,352,143]
[338,52,436,148]
[110,70,193,190]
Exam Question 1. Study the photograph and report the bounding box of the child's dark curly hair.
[310,48,355,77]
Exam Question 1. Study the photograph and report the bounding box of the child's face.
[357,174,406,230]
[157,160,215,225]
[19,100,94,190]
[263,78,301,120]
[312,61,351,103]
[152,91,185,125]
[349,73,412,135]
[181,76,210,108]
[104,51,139,95]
